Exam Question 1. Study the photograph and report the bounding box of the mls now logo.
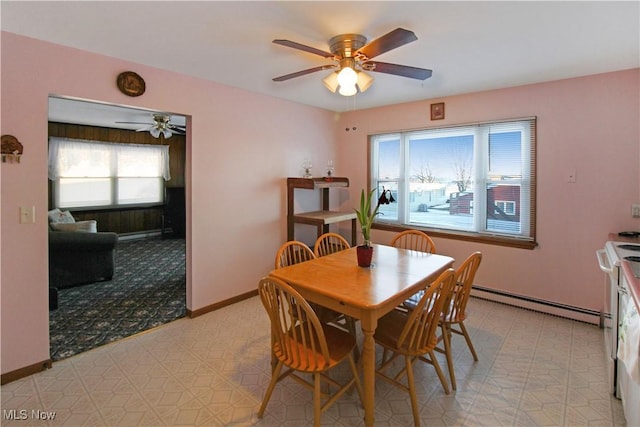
[3,409,56,420]
[3,409,28,420]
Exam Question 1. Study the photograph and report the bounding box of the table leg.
[361,322,376,426]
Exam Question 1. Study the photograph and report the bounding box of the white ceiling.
[2,1,639,127]
[47,96,188,132]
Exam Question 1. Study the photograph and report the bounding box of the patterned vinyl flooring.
[3,294,626,426]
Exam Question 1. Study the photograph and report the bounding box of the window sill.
[373,222,537,250]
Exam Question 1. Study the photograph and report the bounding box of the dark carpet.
[49,237,186,361]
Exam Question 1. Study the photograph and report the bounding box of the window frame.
[495,200,516,216]
[369,117,537,250]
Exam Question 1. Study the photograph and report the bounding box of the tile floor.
[1,296,626,426]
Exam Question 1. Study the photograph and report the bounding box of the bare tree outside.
[451,147,473,192]
[411,162,437,183]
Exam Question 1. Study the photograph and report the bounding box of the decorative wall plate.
[1,134,23,163]
[117,71,146,97]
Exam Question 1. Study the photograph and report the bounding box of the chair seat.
[404,295,470,323]
[275,323,357,372]
[375,309,438,356]
[444,311,468,323]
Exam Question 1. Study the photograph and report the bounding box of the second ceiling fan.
[116,113,186,139]
[272,28,432,96]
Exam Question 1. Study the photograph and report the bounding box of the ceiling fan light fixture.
[162,129,172,139]
[356,71,374,92]
[324,68,371,96]
[338,84,357,97]
[150,127,161,138]
[337,64,357,88]
[322,72,339,92]
[335,58,359,97]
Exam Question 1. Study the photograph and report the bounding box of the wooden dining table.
[268,243,454,426]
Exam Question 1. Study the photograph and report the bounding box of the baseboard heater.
[471,285,600,325]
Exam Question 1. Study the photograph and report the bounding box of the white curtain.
[48,137,171,181]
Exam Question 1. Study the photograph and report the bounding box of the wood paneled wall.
[48,122,186,234]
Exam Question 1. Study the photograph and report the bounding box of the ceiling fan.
[272,28,432,96]
[116,113,186,139]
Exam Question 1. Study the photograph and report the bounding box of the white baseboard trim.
[471,286,600,325]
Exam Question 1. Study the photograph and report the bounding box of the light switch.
[567,169,577,183]
[19,206,35,224]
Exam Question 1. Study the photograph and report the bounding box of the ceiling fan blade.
[273,39,334,58]
[273,65,336,82]
[357,28,418,60]
[168,127,186,135]
[135,126,154,132]
[115,121,153,125]
[366,61,432,80]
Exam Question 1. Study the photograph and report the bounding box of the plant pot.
[356,245,374,267]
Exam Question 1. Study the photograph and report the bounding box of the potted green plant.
[354,188,380,267]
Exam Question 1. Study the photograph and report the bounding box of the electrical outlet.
[632,204,640,218]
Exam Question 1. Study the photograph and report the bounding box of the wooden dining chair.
[436,251,482,390]
[313,232,350,257]
[392,230,437,314]
[390,229,437,253]
[274,240,316,269]
[257,276,363,427]
[402,251,482,391]
[313,232,359,358]
[374,268,455,427]
[274,240,342,325]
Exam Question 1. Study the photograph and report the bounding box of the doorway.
[47,96,189,360]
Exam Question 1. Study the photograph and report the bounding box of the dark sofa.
[48,230,118,289]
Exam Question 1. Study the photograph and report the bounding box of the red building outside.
[449,184,520,222]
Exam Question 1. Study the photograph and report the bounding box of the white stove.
[605,241,640,278]
[598,240,640,425]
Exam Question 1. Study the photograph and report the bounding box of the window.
[48,137,171,209]
[370,118,536,245]
[495,200,516,216]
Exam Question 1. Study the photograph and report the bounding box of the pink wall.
[2,31,638,377]
[335,68,640,313]
[1,32,336,374]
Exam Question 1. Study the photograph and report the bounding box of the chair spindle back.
[275,241,315,269]
[391,230,437,253]
[314,232,350,257]
[444,252,482,322]
[396,268,455,355]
